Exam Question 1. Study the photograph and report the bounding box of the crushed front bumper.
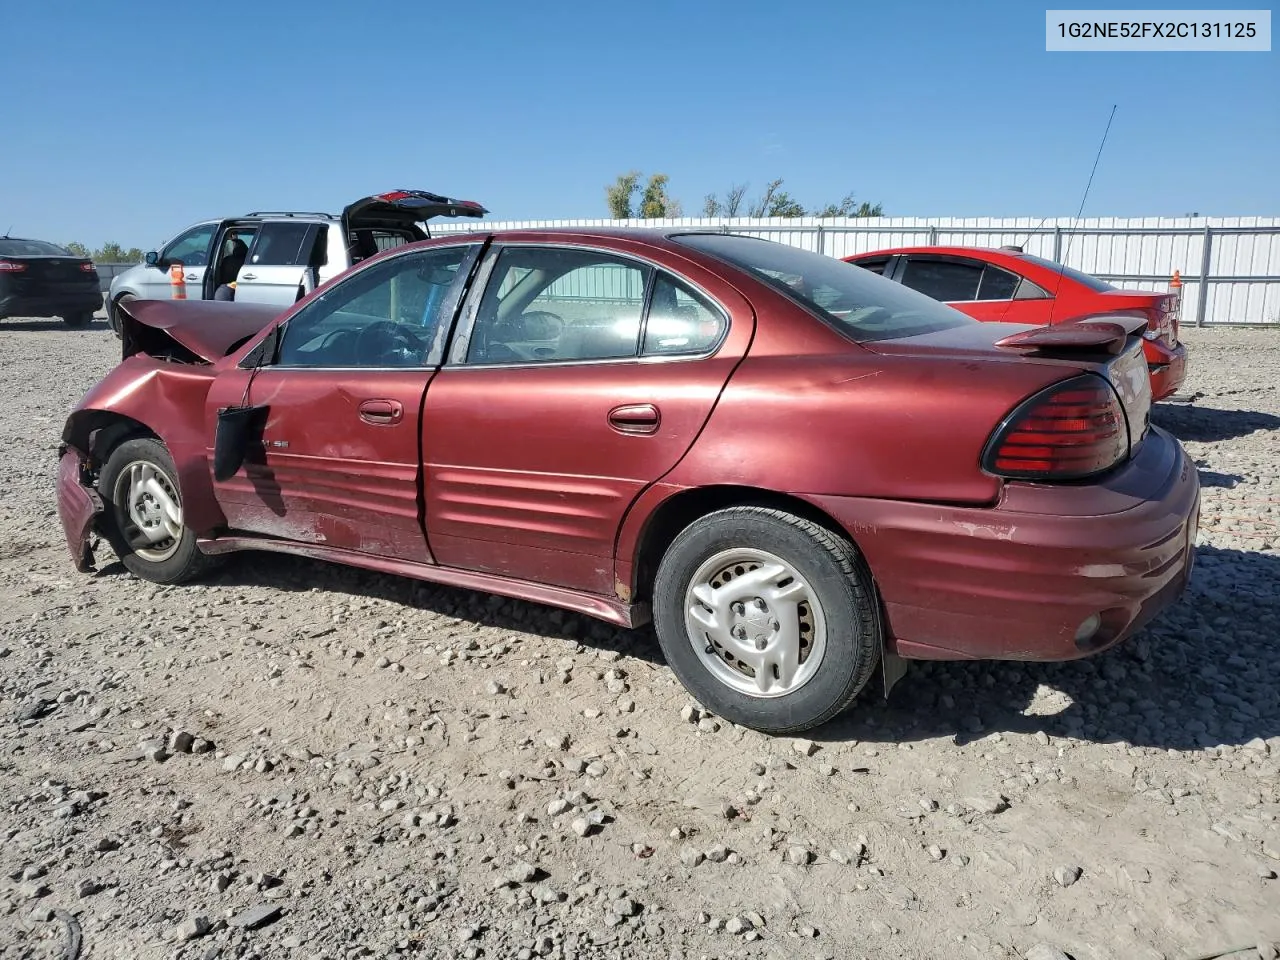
[56,446,103,572]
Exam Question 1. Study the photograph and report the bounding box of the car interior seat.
[217,238,249,287]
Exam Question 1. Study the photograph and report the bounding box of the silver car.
[107,190,488,335]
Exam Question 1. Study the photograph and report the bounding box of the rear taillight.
[0,260,27,272]
[80,262,96,273]
[1127,298,1177,344]
[982,375,1128,480]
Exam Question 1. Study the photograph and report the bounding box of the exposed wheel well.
[64,410,157,469]
[630,485,855,603]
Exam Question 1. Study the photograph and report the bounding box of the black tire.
[63,311,94,329]
[109,294,135,337]
[651,506,881,735]
[98,437,218,584]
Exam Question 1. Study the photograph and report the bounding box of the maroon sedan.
[845,246,1188,401]
[56,230,1199,734]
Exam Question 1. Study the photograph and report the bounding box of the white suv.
[106,190,487,335]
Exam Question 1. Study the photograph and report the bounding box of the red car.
[844,246,1187,401]
[55,229,1199,734]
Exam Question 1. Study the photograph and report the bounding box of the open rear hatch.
[341,190,488,240]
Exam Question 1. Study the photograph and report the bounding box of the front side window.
[249,223,313,266]
[899,257,984,302]
[674,234,972,343]
[466,247,650,364]
[276,245,475,368]
[162,224,217,266]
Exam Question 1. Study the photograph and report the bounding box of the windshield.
[673,234,974,342]
[1015,253,1116,293]
[0,239,75,257]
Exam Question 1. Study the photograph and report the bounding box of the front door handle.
[240,273,258,281]
[607,403,660,435]
[359,399,403,425]
[184,274,199,282]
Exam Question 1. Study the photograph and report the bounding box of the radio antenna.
[1046,104,1117,326]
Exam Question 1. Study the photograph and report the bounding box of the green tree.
[638,173,681,218]
[95,241,128,262]
[64,241,91,258]
[703,180,884,219]
[122,247,145,263]
[606,171,642,219]
[814,193,884,218]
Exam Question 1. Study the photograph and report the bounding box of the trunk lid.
[869,314,1153,458]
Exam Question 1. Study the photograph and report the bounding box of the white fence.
[433,216,1280,326]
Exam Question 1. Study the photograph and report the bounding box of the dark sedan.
[55,230,1199,734]
[0,237,102,327]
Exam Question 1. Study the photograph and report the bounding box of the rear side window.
[642,274,726,356]
[1014,276,1050,299]
[977,264,1020,300]
[250,223,313,266]
[899,258,983,301]
[1015,253,1116,292]
[851,256,891,275]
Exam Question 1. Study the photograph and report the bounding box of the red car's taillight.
[982,375,1128,480]
[0,260,27,272]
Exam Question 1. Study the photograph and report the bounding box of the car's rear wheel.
[109,293,135,337]
[651,506,881,735]
[63,311,93,329]
[99,437,217,583]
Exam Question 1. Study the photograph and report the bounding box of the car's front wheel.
[652,506,881,735]
[99,437,217,583]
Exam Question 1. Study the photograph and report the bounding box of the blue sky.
[2,0,1276,248]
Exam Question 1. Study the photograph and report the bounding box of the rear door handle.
[358,399,403,425]
[184,274,199,281]
[240,273,257,281]
[607,403,660,435]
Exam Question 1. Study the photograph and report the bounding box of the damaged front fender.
[56,445,103,572]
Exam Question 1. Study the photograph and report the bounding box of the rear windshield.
[672,234,973,342]
[1015,253,1116,293]
[0,239,74,257]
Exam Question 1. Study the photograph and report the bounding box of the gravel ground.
[2,315,1278,960]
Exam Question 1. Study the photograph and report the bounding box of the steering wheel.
[354,321,425,365]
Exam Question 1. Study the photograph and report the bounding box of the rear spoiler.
[994,315,1148,356]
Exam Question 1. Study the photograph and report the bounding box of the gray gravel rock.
[1053,865,1083,888]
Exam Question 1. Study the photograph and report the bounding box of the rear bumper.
[56,447,103,572]
[0,291,102,320]
[1144,339,1188,401]
[811,427,1199,661]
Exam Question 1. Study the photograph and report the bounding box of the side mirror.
[144,251,160,267]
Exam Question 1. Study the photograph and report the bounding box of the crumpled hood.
[119,299,283,363]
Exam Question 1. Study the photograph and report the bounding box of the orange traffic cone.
[169,262,187,300]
